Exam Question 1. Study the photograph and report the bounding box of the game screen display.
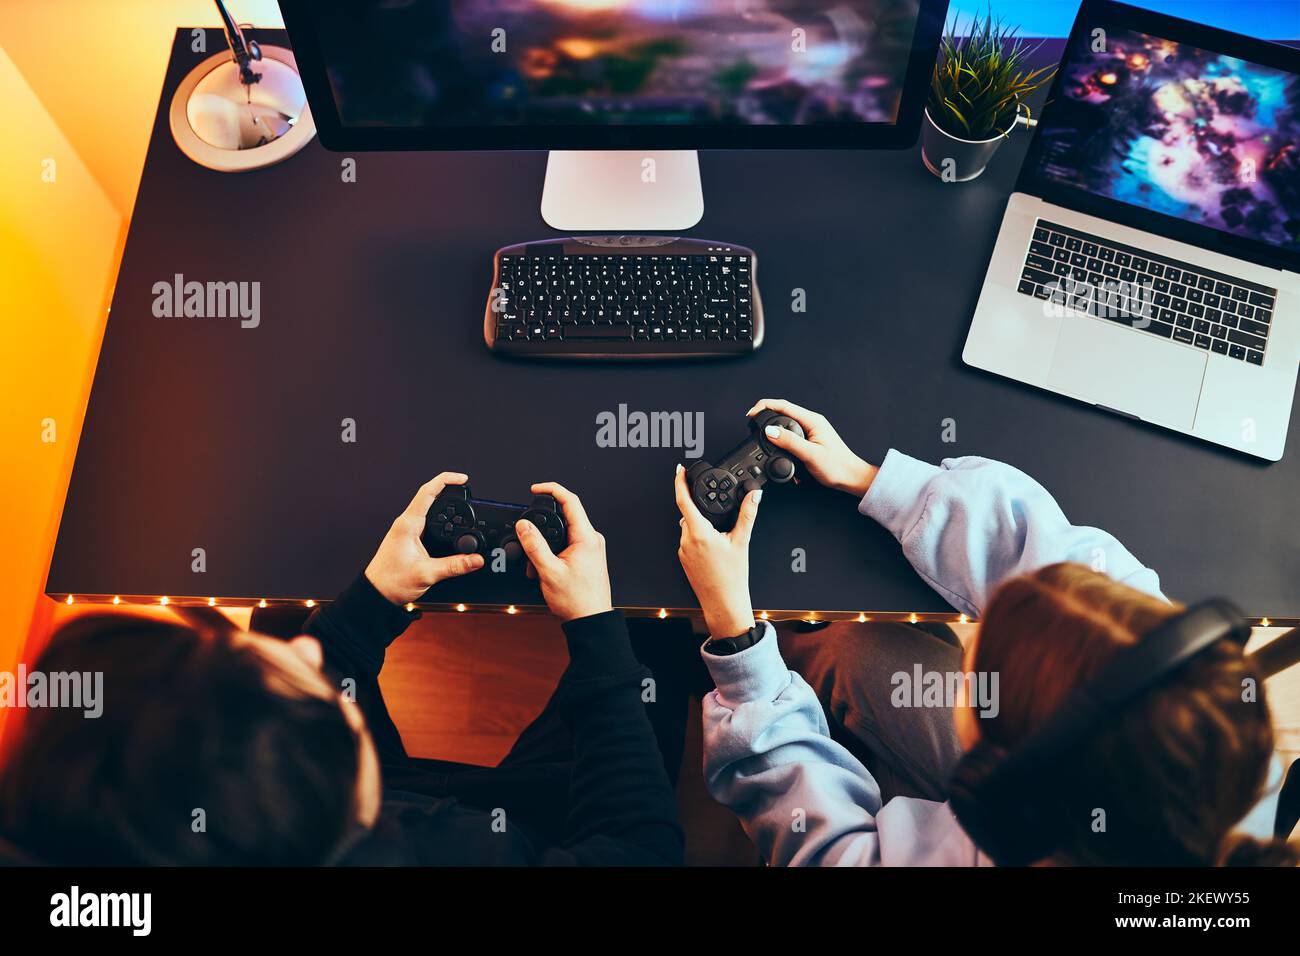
[311,0,924,127]
[1026,25,1300,252]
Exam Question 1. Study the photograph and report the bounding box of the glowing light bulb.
[959,613,968,624]
[759,611,769,621]
[305,599,315,608]
[112,596,121,605]
[258,599,268,609]
[208,597,217,607]
[456,603,467,612]
[506,605,518,615]
[856,613,868,623]
[908,612,919,624]
[160,596,170,606]
[1261,617,1272,627]
[658,608,668,619]
[405,603,415,612]
[65,595,74,605]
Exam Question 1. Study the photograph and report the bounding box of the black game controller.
[687,409,806,529]
[423,485,567,568]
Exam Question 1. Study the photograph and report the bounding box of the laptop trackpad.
[1046,317,1204,431]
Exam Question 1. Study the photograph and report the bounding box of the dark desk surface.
[47,31,1300,619]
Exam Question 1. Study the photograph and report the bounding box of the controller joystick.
[687,409,805,530]
[423,485,568,569]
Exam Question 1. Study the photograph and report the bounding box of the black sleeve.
[303,573,418,764]
[540,610,685,867]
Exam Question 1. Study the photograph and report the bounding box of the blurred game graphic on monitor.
[314,0,925,127]
[1028,25,1300,252]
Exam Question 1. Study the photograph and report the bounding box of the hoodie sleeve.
[858,450,1164,617]
[700,623,889,866]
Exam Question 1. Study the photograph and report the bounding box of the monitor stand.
[540,150,704,233]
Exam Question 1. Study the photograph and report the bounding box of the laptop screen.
[1022,23,1300,254]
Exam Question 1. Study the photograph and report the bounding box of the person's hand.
[515,482,613,622]
[746,398,879,498]
[365,473,485,605]
[674,464,759,638]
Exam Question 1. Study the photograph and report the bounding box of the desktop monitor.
[280,0,949,229]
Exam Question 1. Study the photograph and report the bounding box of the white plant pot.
[920,105,1035,182]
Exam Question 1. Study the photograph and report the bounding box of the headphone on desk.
[948,599,1252,866]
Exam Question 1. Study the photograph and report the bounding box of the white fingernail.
[765,425,781,438]
[753,490,763,503]
[675,463,683,474]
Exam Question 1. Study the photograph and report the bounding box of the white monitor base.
[541,150,703,232]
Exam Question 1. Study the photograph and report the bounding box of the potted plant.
[923,9,1056,182]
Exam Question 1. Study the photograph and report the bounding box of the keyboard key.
[1194,334,1211,350]
[1227,328,1266,351]
[1239,317,1269,337]
[1173,328,1194,344]
[1198,276,1215,292]
[1211,339,1229,354]
[1247,350,1264,365]
[1229,344,1246,360]
[1248,291,1274,308]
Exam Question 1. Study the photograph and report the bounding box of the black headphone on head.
[947,599,1252,866]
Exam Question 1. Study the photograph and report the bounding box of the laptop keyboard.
[1017,219,1276,365]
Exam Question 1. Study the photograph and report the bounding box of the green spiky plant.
[928,8,1056,141]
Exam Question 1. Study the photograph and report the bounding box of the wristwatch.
[704,624,766,656]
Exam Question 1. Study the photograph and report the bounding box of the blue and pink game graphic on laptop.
[1029,25,1300,252]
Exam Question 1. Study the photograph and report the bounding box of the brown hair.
[973,562,1295,866]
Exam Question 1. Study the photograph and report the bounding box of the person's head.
[0,613,381,865]
[952,562,1293,866]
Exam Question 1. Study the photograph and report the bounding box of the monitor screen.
[281,0,948,149]
[1023,23,1300,253]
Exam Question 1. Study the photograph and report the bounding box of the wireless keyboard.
[484,236,763,358]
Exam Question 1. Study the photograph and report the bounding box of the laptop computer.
[963,0,1300,461]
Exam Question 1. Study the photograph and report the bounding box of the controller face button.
[532,513,548,527]
[718,492,731,505]
[443,522,454,534]
[719,477,733,491]
[455,533,480,554]
[436,512,447,523]
[706,490,717,501]
[452,515,465,526]
[502,539,523,562]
